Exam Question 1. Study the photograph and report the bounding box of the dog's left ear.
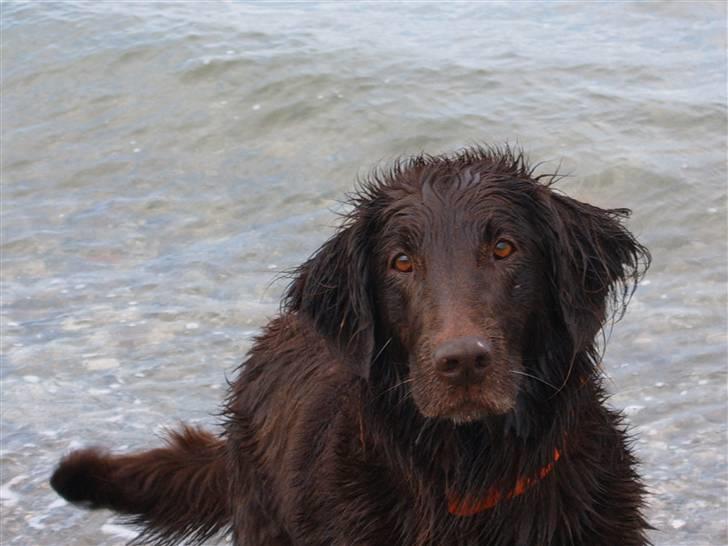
[284,214,375,379]
[543,191,650,354]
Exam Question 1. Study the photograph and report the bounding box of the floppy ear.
[544,191,650,355]
[284,216,375,379]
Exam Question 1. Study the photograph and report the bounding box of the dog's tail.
[50,425,229,545]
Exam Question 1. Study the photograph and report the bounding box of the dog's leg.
[50,425,230,543]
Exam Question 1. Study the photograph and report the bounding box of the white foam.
[27,514,46,529]
[48,497,68,510]
[0,475,26,507]
[101,523,139,540]
[623,405,645,416]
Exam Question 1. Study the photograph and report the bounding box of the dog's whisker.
[414,418,433,446]
[365,375,413,408]
[372,337,393,363]
[384,377,414,396]
[510,370,559,391]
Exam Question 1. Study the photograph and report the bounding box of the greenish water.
[2,2,726,544]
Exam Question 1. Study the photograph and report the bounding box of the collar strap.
[447,447,561,516]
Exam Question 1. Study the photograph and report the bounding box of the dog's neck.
[358,363,596,519]
[361,350,597,474]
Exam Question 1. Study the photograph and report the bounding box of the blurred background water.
[1,2,726,545]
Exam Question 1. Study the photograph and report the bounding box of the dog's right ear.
[284,214,375,379]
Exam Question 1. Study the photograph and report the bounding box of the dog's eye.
[493,240,515,259]
[391,254,414,273]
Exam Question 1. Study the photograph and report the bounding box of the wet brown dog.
[51,147,651,545]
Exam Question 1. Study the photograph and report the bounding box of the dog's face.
[372,177,550,422]
[286,149,648,424]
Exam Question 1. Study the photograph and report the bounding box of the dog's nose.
[433,336,491,386]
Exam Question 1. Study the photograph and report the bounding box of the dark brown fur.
[51,146,651,545]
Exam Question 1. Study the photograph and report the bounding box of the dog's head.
[286,147,649,424]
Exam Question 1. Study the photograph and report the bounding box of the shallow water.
[1,2,726,545]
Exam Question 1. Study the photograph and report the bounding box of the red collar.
[447,447,562,517]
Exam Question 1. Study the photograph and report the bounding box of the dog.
[51,146,651,545]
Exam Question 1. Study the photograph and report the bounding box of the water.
[1,2,726,545]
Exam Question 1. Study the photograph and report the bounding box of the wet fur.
[51,146,651,545]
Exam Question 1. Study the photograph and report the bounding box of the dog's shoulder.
[229,312,362,431]
[242,313,354,383]
[225,312,365,494]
